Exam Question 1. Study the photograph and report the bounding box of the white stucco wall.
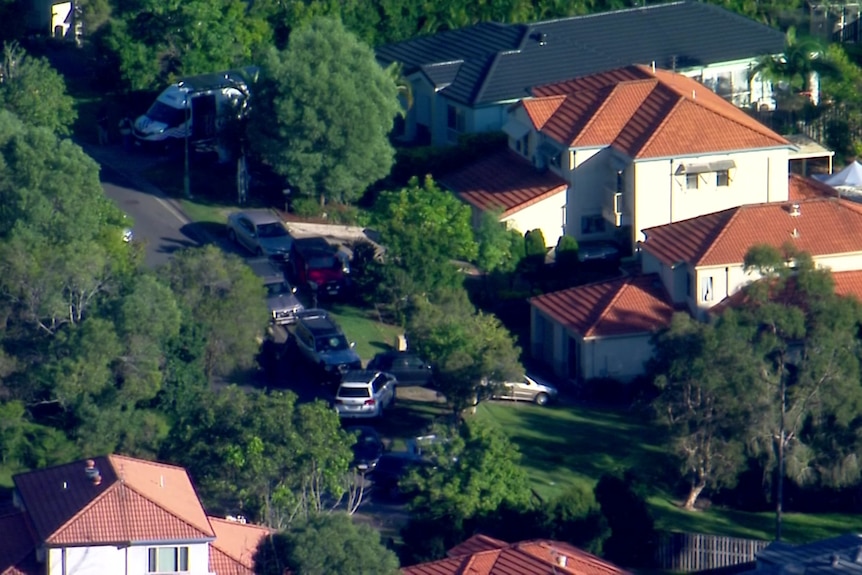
[48,542,212,575]
[579,335,656,382]
[631,148,790,248]
[502,190,568,247]
[680,58,773,109]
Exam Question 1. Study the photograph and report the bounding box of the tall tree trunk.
[684,477,707,510]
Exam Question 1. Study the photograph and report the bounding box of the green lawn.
[475,401,862,543]
[326,303,404,362]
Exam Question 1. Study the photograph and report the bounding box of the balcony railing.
[602,191,631,227]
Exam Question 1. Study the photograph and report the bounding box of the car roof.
[340,370,384,384]
[233,209,282,225]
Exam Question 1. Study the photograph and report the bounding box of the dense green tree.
[374,175,477,296]
[0,43,77,135]
[160,245,268,378]
[407,419,531,518]
[649,313,765,510]
[594,471,657,568]
[97,0,271,90]
[474,211,522,274]
[249,17,400,205]
[253,513,400,575]
[407,291,523,414]
[163,388,357,527]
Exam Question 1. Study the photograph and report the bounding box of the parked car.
[345,425,385,472]
[226,210,294,259]
[493,374,559,406]
[577,240,622,267]
[247,257,304,325]
[334,370,396,419]
[366,351,433,387]
[290,236,348,296]
[367,452,430,502]
[291,309,362,381]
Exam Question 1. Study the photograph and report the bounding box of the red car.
[290,237,349,296]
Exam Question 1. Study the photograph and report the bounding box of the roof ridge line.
[628,84,683,156]
[682,95,788,145]
[473,51,509,105]
[586,276,631,336]
[573,80,658,147]
[116,481,214,539]
[696,207,744,266]
[108,453,189,472]
[46,479,121,544]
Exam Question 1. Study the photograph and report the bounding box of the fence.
[655,531,770,573]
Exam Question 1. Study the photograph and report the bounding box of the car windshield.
[318,335,349,352]
[265,282,290,296]
[339,387,371,398]
[146,101,185,127]
[257,222,288,238]
[309,255,337,269]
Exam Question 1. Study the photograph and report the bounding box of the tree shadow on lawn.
[179,221,227,245]
[483,404,677,493]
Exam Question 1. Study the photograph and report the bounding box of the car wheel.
[228,229,237,243]
[534,392,550,406]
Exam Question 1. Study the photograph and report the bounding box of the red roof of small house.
[830,270,862,302]
[788,173,838,201]
[208,517,273,575]
[523,64,788,158]
[530,274,676,338]
[641,198,862,268]
[439,150,567,217]
[12,454,215,546]
[402,534,631,575]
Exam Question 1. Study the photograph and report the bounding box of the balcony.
[602,191,632,227]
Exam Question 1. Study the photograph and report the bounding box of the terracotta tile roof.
[403,535,631,575]
[523,65,787,157]
[439,150,567,216]
[530,274,675,338]
[0,512,36,575]
[209,517,272,575]
[832,270,862,302]
[13,454,215,546]
[788,173,838,201]
[642,198,862,267]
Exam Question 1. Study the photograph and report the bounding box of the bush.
[594,471,657,568]
[291,197,322,218]
[555,235,580,275]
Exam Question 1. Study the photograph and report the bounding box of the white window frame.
[701,276,714,302]
[148,546,189,574]
[686,173,699,190]
[716,169,730,187]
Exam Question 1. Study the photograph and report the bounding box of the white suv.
[335,371,396,419]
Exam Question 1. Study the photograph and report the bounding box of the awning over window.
[677,159,736,175]
[502,119,531,140]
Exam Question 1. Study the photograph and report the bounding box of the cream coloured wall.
[631,148,790,248]
[48,542,212,575]
[579,334,656,382]
[502,190,567,248]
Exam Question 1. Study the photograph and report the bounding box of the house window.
[701,276,714,302]
[148,547,189,573]
[686,173,699,190]
[716,170,730,186]
[616,170,624,193]
[446,104,465,133]
[581,215,605,235]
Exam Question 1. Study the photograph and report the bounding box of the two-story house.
[376,1,786,147]
[0,454,270,575]
[530,188,862,383]
[441,64,793,250]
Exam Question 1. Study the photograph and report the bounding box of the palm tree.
[752,27,840,108]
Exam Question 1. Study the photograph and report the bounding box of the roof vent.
[531,31,547,46]
[691,90,696,100]
[557,554,568,567]
[790,203,801,216]
[226,515,248,524]
[84,459,101,486]
[791,228,800,239]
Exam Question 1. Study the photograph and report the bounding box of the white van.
[133,67,257,152]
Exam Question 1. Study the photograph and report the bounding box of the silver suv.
[247,257,304,325]
[291,309,362,380]
[335,370,396,419]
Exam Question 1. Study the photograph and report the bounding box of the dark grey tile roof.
[376,0,786,106]
[751,534,862,575]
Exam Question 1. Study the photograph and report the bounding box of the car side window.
[406,357,425,369]
[239,217,251,233]
[371,374,384,393]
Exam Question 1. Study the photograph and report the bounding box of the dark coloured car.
[290,237,349,296]
[366,351,434,387]
[367,452,430,502]
[345,426,384,472]
[291,309,362,382]
[577,240,622,269]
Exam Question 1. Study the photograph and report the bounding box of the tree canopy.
[0,43,77,135]
[248,17,400,205]
[252,513,400,575]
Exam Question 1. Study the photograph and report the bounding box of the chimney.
[790,203,801,217]
[84,459,101,486]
